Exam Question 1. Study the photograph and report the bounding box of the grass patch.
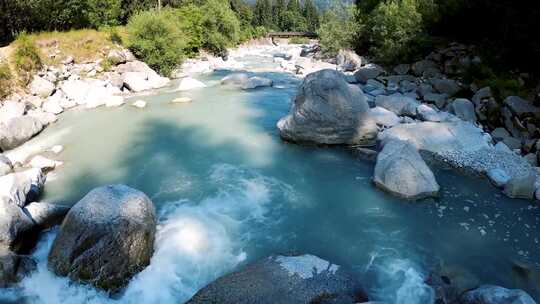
[13,33,42,85]
[289,37,310,44]
[27,28,126,66]
[0,61,12,98]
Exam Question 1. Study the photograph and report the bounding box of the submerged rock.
[374,139,439,200]
[459,285,536,304]
[48,184,156,291]
[241,76,273,90]
[187,254,368,304]
[177,77,207,91]
[277,69,377,145]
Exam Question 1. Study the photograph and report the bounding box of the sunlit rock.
[277,69,377,145]
[0,116,44,150]
[177,77,206,91]
[187,254,368,304]
[374,139,439,200]
[48,184,156,291]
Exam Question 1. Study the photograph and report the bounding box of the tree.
[273,0,286,30]
[303,0,320,32]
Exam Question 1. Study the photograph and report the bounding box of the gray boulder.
[337,49,362,71]
[374,139,440,200]
[412,60,439,77]
[221,73,249,86]
[423,93,448,109]
[431,78,460,96]
[220,73,273,90]
[370,107,400,128]
[0,154,12,176]
[0,116,44,150]
[23,202,70,228]
[416,104,443,122]
[448,98,477,123]
[491,128,510,142]
[354,64,384,83]
[187,254,368,304]
[459,285,536,304]
[504,96,540,118]
[277,69,377,145]
[241,76,273,90]
[393,64,410,75]
[0,249,36,287]
[48,185,156,291]
[29,76,55,98]
[0,169,46,207]
[374,94,419,117]
[0,200,35,250]
[503,174,537,199]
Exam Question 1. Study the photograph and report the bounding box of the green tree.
[303,0,320,32]
[317,2,357,56]
[272,0,287,30]
[253,0,273,29]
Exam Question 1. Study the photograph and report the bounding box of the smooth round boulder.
[187,254,368,304]
[48,185,156,291]
[277,69,377,145]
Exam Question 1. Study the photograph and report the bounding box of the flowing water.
[1,51,540,303]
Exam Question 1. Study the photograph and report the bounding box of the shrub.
[0,62,12,98]
[289,37,310,44]
[317,3,358,56]
[200,0,242,55]
[13,33,42,85]
[127,9,186,76]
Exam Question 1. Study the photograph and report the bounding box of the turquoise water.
[2,55,539,303]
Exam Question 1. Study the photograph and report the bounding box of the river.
[1,49,539,303]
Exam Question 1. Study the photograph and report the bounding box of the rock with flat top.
[187,254,368,304]
[277,69,376,145]
[374,139,439,200]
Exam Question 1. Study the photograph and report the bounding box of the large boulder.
[23,202,70,229]
[459,285,536,304]
[48,185,156,291]
[29,76,55,98]
[187,254,369,304]
[370,107,400,128]
[337,49,362,72]
[277,69,377,145]
[0,116,44,150]
[374,94,420,117]
[374,139,440,200]
[431,78,460,96]
[0,169,45,207]
[117,61,169,92]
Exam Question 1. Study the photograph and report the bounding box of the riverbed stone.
[504,96,540,118]
[221,73,249,86]
[374,139,439,200]
[0,154,12,177]
[177,77,207,91]
[131,100,147,108]
[416,104,443,122]
[491,128,510,142]
[487,169,511,188]
[431,78,460,96]
[0,169,46,208]
[459,285,536,304]
[370,107,400,128]
[0,116,44,151]
[374,94,419,117]
[0,249,37,287]
[448,98,477,123]
[48,184,156,291]
[277,69,377,145]
[23,202,69,228]
[29,76,55,98]
[28,155,62,170]
[0,199,35,251]
[337,49,362,72]
[241,76,273,90]
[503,173,537,199]
[354,64,384,83]
[187,254,368,304]
[0,101,25,125]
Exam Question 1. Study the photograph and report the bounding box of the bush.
[127,9,186,76]
[0,62,12,98]
[200,0,242,55]
[13,33,42,85]
[317,3,358,56]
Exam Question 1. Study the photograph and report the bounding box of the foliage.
[127,9,186,76]
[200,0,242,54]
[317,2,357,56]
[0,62,12,98]
[252,0,320,32]
[13,33,42,85]
[358,0,426,64]
[87,0,123,28]
[289,37,310,45]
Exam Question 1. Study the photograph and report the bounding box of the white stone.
[171,97,193,104]
[177,77,206,91]
[131,100,147,108]
[28,155,62,170]
[105,96,125,108]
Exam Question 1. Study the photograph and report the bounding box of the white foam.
[14,164,293,304]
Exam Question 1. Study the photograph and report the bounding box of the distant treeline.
[0,0,322,46]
